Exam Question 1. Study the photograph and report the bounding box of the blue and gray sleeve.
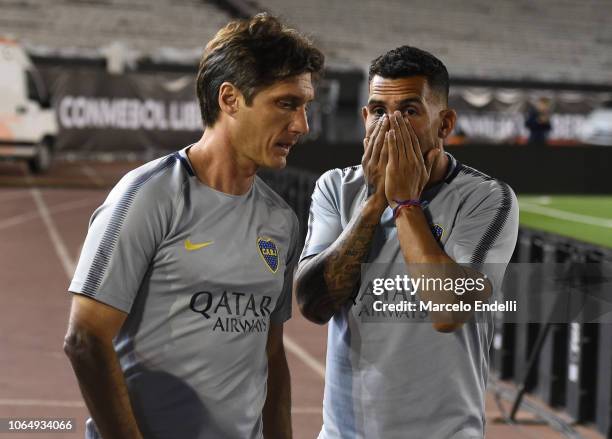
[69,158,176,312]
[449,179,519,291]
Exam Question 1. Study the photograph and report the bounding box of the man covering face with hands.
[295,46,519,438]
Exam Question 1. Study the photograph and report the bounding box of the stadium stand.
[257,0,612,84]
[1,0,611,83]
[0,0,231,61]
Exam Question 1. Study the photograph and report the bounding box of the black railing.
[494,228,612,437]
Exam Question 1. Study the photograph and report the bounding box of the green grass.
[518,196,612,249]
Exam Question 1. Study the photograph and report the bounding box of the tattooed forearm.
[324,221,376,291]
[295,201,383,324]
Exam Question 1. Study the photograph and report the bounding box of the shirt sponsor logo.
[189,291,272,333]
[257,237,279,273]
[353,287,429,320]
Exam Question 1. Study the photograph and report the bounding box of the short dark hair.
[196,13,325,127]
[368,46,449,104]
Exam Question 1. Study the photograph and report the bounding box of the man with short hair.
[64,14,323,439]
[295,46,518,438]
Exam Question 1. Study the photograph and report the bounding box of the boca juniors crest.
[257,237,279,273]
[431,223,444,241]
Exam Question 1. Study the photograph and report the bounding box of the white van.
[0,38,57,173]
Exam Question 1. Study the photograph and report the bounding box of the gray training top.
[301,154,519,439]
[69,146,298,439]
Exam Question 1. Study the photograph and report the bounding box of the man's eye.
[373,108,386,117]
[279,101,295,109]
[403,108,418,116]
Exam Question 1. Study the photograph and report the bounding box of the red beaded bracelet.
[392,199,422,219]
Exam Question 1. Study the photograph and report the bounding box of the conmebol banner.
[40,66,203,152]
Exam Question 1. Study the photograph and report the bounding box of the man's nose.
[290,107,309,135]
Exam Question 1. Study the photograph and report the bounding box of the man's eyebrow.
[276,93,314,104]
[367,99,386,107]
[367,97,424,107]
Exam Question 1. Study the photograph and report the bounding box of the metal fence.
[493,228,612,438]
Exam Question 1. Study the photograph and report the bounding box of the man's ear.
[218,82,241,117]
[438,109,457,139]
[361,106,368,125]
